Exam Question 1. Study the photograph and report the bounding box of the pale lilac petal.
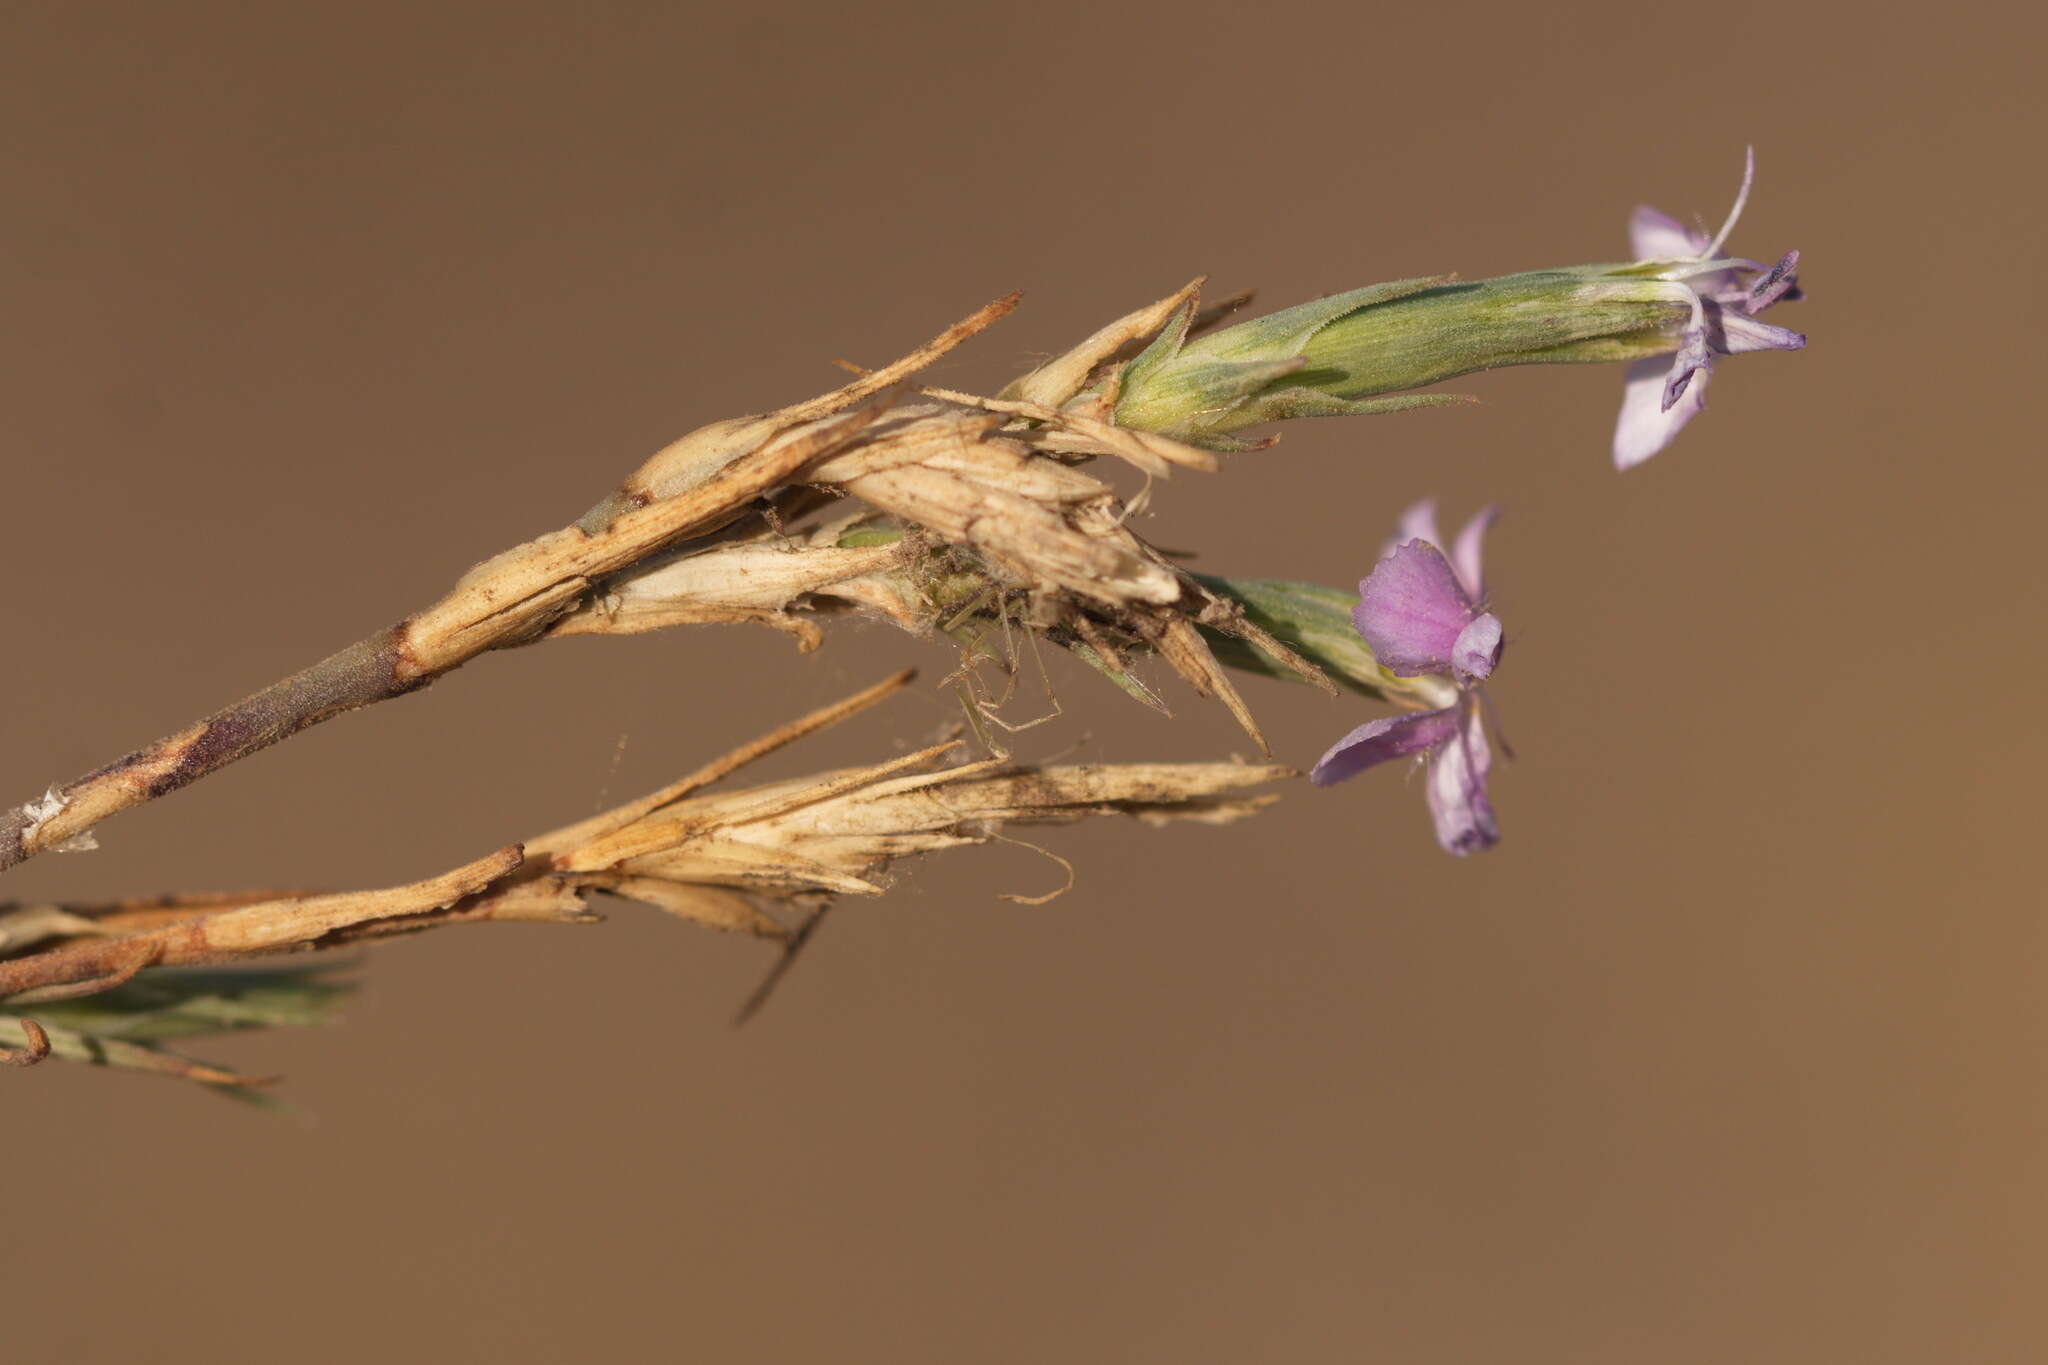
[1630,205,1708,262]
[1450,504,1499,602]
[1424,707,1499,855]
[1712,307,1807,355]
[1389,498,1443,559]
[1353,542,1476,677]
[1659,257,1755,286]
[1309,707,1461,787]
[1451,612,1503,683]
[1614,355,1709,470]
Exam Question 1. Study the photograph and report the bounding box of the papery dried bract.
[553,741,1293,907]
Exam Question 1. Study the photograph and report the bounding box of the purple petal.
[1711,307,1807,355]
[1614,355,1709,470]
[1389,498,1443,560]
[1451,612,1503,684]
[1309,707,1461,787]
[1630,205,1709,262]
[1424,707,1499,855]
[1353,542,1477,677]
[1450,504,1499,602]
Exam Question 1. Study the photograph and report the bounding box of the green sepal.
[1065,639,1172,713]
[1174,275,1457,365]
[1191,573,1388,699]
[1116,300,1195,397]
[1115,356,1308,448]
[1226,388,1478,426]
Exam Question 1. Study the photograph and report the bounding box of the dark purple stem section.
[0,627,419,874]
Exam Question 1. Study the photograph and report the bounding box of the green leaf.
[2,1014,280,1093]
[3,965,356,1101]
[24,965,355,1042]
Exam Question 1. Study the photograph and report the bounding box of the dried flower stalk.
[0,295,1019,871]
[0,675,1289,1020]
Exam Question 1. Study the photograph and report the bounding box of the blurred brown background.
[1,3,2040,1361]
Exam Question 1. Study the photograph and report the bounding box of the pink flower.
[1311,501,1504,856]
